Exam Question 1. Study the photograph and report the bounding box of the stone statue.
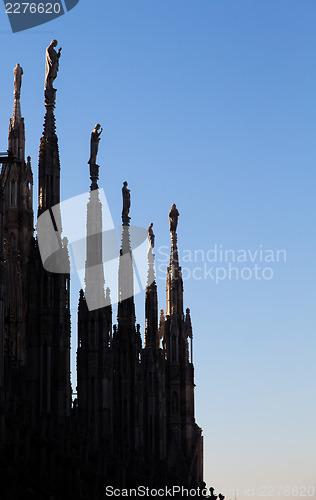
[169,203,179,233]
[45,39,62,91]
[147,223,155,249]
[13,63,23,98]
[122,181,130,217]
[209,487,218,500]
[88,124,103,165]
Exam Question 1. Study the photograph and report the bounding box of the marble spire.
[38,41,62,219]
[8,63,25,161]
[166,203,183,317]
[117,182,135,325]
[145,223,158,348]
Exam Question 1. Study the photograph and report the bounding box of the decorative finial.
[122,181,131,225]
[44,39,62,106]
[13,63,23,100]
[169,203,179,234]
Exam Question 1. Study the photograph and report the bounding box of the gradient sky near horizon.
[1,1,315,498]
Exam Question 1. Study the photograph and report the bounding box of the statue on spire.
[169,203,179,233]
[147,223,155,251]
[44,39,62,91]
[88,124,103,165]
[13,63,23,99]
[122,181,131,225]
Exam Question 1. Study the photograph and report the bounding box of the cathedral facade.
[0,45,203,500]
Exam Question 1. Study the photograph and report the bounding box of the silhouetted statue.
[122,181,130,217]
[88,124,102,165]
[147,222,155,249]
[169,203,179,233]
[209,487,218,500]
[218,494,225,500]
[45,39,62,90]
[13,63,23,97]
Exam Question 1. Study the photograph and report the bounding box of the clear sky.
[1,1,315,498]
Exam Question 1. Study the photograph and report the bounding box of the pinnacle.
[147,248,156,287]
[11,99,21,128]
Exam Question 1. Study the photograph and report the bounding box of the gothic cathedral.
[0,43,203,500]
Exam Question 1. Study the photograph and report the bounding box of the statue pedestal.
[44,88,56,107]
[89,163,99,190]
[121,213,130,226]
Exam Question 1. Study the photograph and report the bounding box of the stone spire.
[163,204,201,481]
[84,165,106,311]
[166,203,183,317]
[25,42,71,422]
[38,40,62,219]
[143,224,166,467]
[145,224,158,348]
[8,63,25,161]
[77,164,113,444]
[3,64,33,365]
[113,183,143,467]
[117,182,135,326]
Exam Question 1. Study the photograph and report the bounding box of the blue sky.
[1,1,316,497]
